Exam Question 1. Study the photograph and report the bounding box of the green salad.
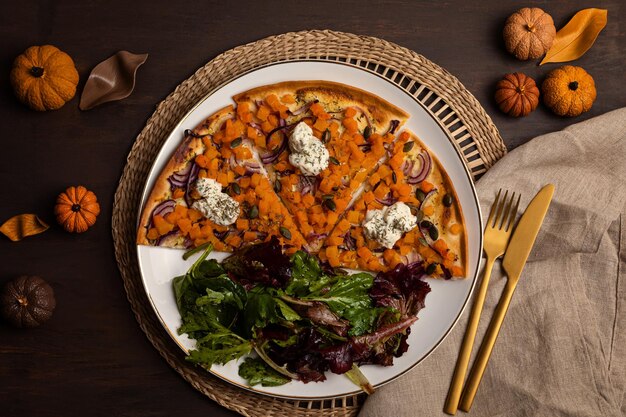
[173,237,431,393]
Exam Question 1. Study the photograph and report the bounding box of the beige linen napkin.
[359,108,626,417]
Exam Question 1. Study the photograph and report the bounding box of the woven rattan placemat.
[112,30,506,417]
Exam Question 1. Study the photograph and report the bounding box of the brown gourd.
[495,73,540,117]
[0,276,56,328]
[54,186,101,233]
[503,8,556,60]
[10,45,79,111]
[542,65,596,117]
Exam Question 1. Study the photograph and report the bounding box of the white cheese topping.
[192,178,240,226]
[362,202,417,249]
[195,178,222,198]
[288,122,330,176]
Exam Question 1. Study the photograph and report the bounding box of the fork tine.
[487,189,501,228]
[499,192,515,229]
[505,193,521,231]
[492,190,508,228]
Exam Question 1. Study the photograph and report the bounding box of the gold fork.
[444,190,520,415]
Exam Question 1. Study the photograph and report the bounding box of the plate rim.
[136,59,483,400]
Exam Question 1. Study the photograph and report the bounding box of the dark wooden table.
[1,1,624,416]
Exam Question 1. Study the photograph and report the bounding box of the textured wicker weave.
[112,30,506,417]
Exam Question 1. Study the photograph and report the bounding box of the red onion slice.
[342,233,357,251]
[213,229,229,240]
[299,176,318,195]
[168,163,193,190]
[151,199,176,224]
[401,160,414,176]
[168,176,187,189]
[290,100,317,116]
[375,192,396,206]
[249,122,264,134]
[244,161,262,174]
[261,136,287,164]
[387,120,400,135]
[407,151,431,184]
[440,264,453,280]
[420,189,438,209]
[184,163,200,207]
[157,230,180,246]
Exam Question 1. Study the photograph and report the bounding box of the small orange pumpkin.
[495,73,540,117]
[54,186,101,233]
[542,65,596,117]
[10,45,79,111]
[503,8,556,60]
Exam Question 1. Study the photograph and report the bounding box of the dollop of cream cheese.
[191,178,240,226]
[362,202,417,249]
[288,122,330,176]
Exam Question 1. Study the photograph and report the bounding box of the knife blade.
[502,184,554,282]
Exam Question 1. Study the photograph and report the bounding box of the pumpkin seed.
[429,225,439,240]
[322,194,334,200]
[230,137,242,148]
[363,126,372,139]
[280,227,292,240]
[332,186,339,191]
[274,179,282,192]
[414,209,424,223]
[403,141,415,152]
[329,156,340,165]
[443,193,453,207]
[420,220,433,229]
[323,199,337,211]
[230,183,241,195]
[248,205,259,219]
[323,129,331,143]
[425,263,437,275]
[415,189,426,202]
[418,237,429,246]
[392,171,397,184]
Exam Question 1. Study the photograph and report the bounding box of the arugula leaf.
[172,274,192,312]
[343,307,388,337]
[301,273,382,336]
[286,251,335,296]
[195,288,225,305]
[193,258,225,280]
[271,334,298,348]
[242,287,281,338]
[186,328,252,366]
[275,298,301,321]
[304,273,373,314]
[238,357,291,387]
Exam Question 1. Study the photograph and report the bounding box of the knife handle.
[458,279,517,411]
[444,256,496,415]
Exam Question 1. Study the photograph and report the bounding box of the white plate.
[137,61,482,400]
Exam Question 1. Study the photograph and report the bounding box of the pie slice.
[319,130,467,278]
[232,81,409,251]
[137,105,307,253]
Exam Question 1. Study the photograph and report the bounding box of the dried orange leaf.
[0,214,49,241]
[540,8,608,65]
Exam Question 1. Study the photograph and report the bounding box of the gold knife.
[458,184,555,411]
